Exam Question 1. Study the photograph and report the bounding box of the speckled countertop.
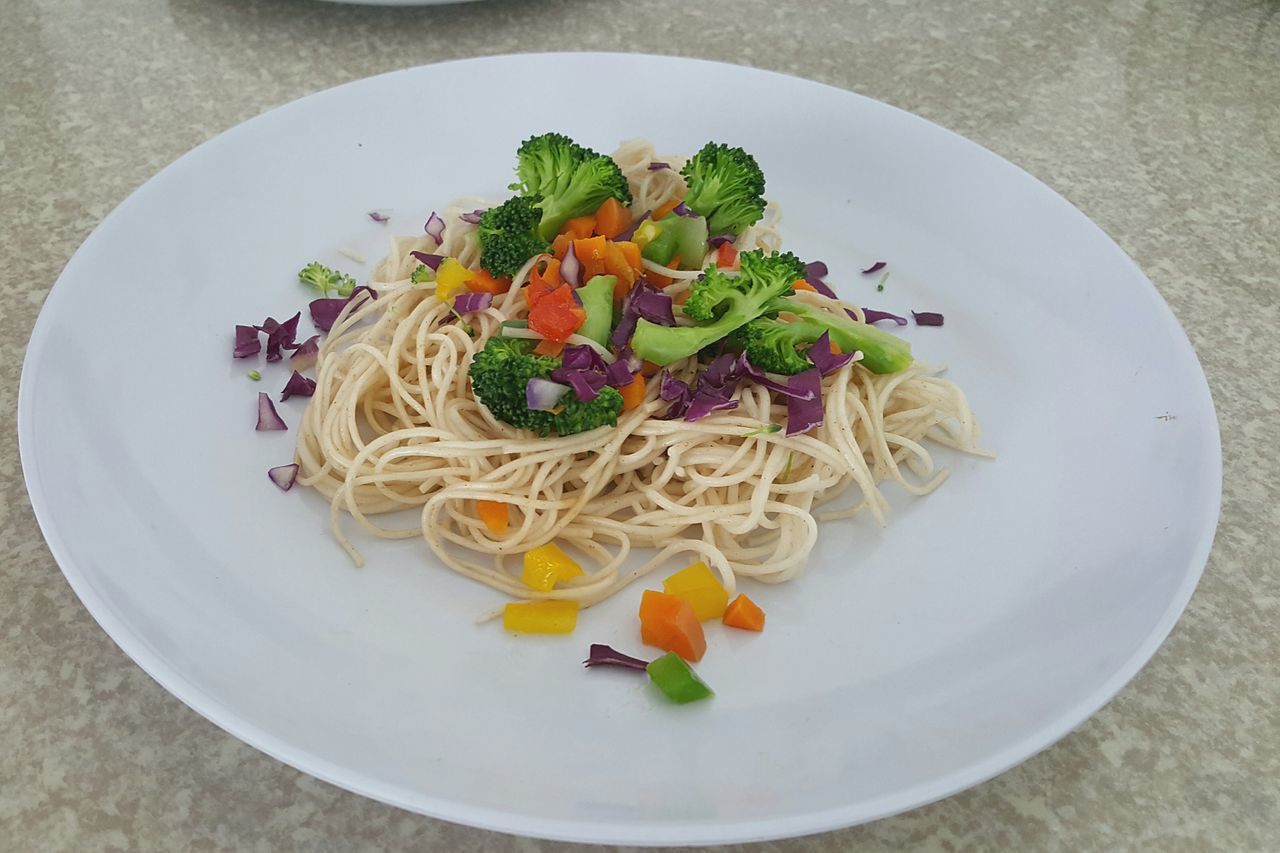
[3,0,1278,849]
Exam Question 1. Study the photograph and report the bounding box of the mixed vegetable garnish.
[231,132,951,706]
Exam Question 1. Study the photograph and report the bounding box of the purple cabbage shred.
[234,325,261,358]
[452,292,493,315]
[785,369,824,436]
[255,392,288,431]
[410,251,445,271]
[584,644,650,672]
[861,260,887,275]
[280,370,316,401]
[912,311,945,326]
[807,332,855,376]
[368,211,390,223]
[860,307,908,326]
[267,463,299,491]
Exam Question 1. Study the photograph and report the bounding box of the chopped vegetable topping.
[913,311,945,326]
[503,600,579,634]
[298,262,357,297]
[646,652,714,703]
[583,643,649,672]
[639,589,706,661]
[861,307,908,326]
[234,325,261,358]
[662,562,730,621]
[267,463,299,491]
[522,543,585,592]
[861,260,887,275]
[280,370,316,401]
[255,392,287,431]
[247,369,262,381]
[722,594,765,631]
[424,211,446,244]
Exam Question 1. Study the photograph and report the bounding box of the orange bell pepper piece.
[593,197,631,239]
[722,594,765,632]
[639,589,706,662]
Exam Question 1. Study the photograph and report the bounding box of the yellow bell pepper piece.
[503,600,579,634]
[522,543,584,592]
[631,219,661,251]
[434,257,472,299]
[662,562,729,620]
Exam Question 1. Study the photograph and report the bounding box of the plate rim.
[17,51,1223,845]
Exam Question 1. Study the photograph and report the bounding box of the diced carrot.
[716,242,738,269]
[639,589,706,662]
[563,215,597,240]
[525,279,556,309]
[594,197,631,239]
[528,284,586,343]
[530,255,562,290]
[792,278,818,293]
[722,594,765,632]
[603,240,638,293]
[476,500,510,535]
[647,254,682,288]
[467,268,512,294]
[573,236,609,280]
[652,196,684,221]
[639,360,661,378]
[551,233,572,260]
[619,373,646,411]
[533,338,565,357]
[615,240,642,272]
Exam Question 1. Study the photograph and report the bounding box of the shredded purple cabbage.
[410,251,445,271]
[657,372,693,419]
[550,366,608,402]
[424,211,446,244]
[255,313,302,362]
[310,286,376,333]
[801,260,838,298]
[707,234,737,249]
[807,332,855,375]
[785,369,824,436]
[280,370,316,401]
[255,392,287,431]
[290,335,320,371]
[234,325,261,358]
[605,358,636,388]
[460,208,486,225]
[452,292,493,315]
[560,344,606,373]
[267,463,299,491]
[647,161,670,171]
[611,281,675,350]
[738,353,814,400]
[584,643,649,672]
[912,311,945,326]
[861,260,887,275]
[368,211,390,224]
[860,307,908,326]
[526,377,570,411]
[672,202,698,218]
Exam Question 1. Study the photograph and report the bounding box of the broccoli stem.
[781,300,913,374]
[577,275,616,346]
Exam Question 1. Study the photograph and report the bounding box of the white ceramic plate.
[19,53,1220,845]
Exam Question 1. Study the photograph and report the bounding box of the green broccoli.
[298,262,356,297]
[631,250,804,366]
[731,317,828,375]
[680,142,767,236]
[513,133,632,241]
[410,264,433,284]
[770,300,913,374]
[468,337,623,436]
[477,195,551,278]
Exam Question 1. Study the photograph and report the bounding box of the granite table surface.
[3,0,1278,850]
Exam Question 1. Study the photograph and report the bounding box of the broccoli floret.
[731,317,826,375]
[468,337,623,436]
[630,250,803,366]
[514,133,632,241]
[768,299,913,374]
[553,386,624,436]
[410,264,433,284]
[477,196,551,278]
[680,142,766,236]
[298,262,356,297]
